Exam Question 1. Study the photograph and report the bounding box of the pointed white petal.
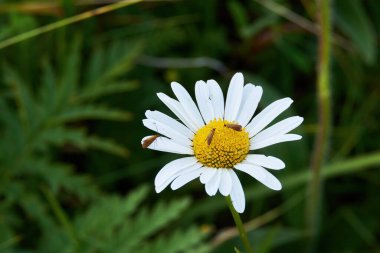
[142,136,193,154]
[236,85,263,127]
[224,73,244,121]
[219,169,232,196]
[155,157,198,186]
[145,110,194,139]
[250,134,302,150]
[155,162,202,193]
[253,116,303,143]
[170,168,202,190]
[235,163,282,190]
[205,169,221,196]
[200,167,217,184]
[157,93,198,132]
[229,170,245,213]
[207,79,224,119]
[171,82,205,128]
[244,154,285,170]
[195,81,215,123]
[246,97,293,137]
[142,119,192,147]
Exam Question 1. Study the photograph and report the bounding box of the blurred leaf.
[85,41,143,85]
[228,0,249,37]
[50,105,133,123]
[39,188,210,253]
[75,81,139,102]
[76,186,149,239]
[139,227,209,253]
[57,38,81,106]
[256,226,278,253]
[335,0,377,64]
[2,64,36,127]
[119,198,191,250]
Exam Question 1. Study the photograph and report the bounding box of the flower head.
[142,72,303,213]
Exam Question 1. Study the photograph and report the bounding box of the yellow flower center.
[192,119,250,168]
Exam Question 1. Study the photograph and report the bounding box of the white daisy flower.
[141,72,303,213]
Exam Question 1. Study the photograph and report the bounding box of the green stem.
[307,0,332,246]
[0,0,142,50]
[41,186,78,245]
[226,196,254,253]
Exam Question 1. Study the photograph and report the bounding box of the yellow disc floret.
[192,119,250,168]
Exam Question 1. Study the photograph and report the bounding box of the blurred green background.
[0,0,379,252]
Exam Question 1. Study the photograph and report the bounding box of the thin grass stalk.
[307,0,332,247]
[0,0,142,50]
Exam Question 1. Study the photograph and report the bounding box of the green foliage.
[335,0,377,64]
[39,186,209,253]
[0,37,141,251]
[0,0,379,252]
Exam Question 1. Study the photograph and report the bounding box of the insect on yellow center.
[192,119,250,168]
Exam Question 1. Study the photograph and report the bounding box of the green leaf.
[139,227,209,253]
[85,41,143,85]
[85,136,129,157]
[76,186,149,244]
[335,0,377,64]
[37,159,97,198]
[50,105,133,124]
[39,60,57,111]
[228,0,249,37]
[2,65,36,127]
[57,38,82,105]
[37,127,129,157]
[75,81,139,102]
[118,198,191,250]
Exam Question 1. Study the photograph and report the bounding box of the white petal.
[207,79,224,119]
[205,169,221,196]
[142,136,193,154]
[246,97,293,138]
[244,154,285,170]
[236,85,263,127]
[171,82,205,128]
[219,169,232,196]
[195,81,214,123]
[155,157,198,186]
[229,170,245,213]
[253,116,303,144]
[145,110,194,139]
[142,119,192,147]
[157,93,198,132]
[224,73,244,121]
[155,162,202,193]
[200,167,217,184]
[240,84,254,106]
[250,134,302,150]
[170,168,202,190]
[235,163,282,190]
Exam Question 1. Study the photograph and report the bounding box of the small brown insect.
[142,135,159,148]
[206,128,216,146]
[224,123,242,131]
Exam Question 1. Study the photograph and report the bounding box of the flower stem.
[226,196,254,253]
[307,0,332,247]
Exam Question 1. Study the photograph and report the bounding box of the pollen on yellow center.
[192,119,250,168]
